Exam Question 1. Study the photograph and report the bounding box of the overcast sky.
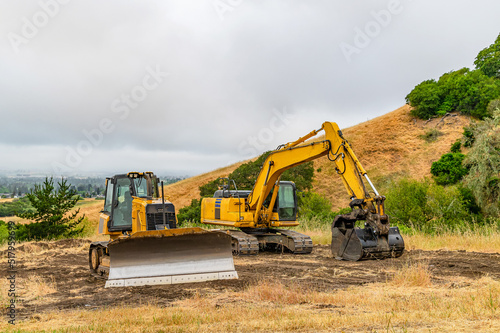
[1,0,499,177]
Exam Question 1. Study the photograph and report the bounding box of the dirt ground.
[2,238,499,323]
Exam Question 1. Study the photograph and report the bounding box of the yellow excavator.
[201,122,404,260]
[89,172,237,287]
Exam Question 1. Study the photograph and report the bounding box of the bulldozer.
[89,172,237,287]
[201,122,404,261]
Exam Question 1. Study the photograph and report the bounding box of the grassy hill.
[165,105,471,211]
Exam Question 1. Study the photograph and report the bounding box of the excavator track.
[225,230,259,255]
[238,228,313,254]
[273,229,313,254]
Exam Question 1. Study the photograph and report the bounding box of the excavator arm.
[248,122,383,226]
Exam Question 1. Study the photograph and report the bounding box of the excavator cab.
[204,178,311,255]
[275,181,297,220]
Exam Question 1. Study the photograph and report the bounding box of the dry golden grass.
[0,275,11,309]
[300,229,332,245]
[21,275,57,300]
[76,199,103,222]
[4,276,499,332]
[0,273,56,319]
[2,215,31,224]
[404,229,500,253]
[389,260,433,287]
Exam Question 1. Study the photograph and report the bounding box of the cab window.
[278,184,296,220]
[112,178,133,227]
[103,180,114,213]
[133,177,148,197]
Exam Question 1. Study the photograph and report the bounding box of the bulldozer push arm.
[201,122,404,260]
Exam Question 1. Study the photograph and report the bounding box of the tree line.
[406,33,500,120]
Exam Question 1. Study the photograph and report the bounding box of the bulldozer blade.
[332,226,404,261]
[105,228,238,287]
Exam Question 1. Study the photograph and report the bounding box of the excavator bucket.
[105,228,238,287]
[331,213,404,261]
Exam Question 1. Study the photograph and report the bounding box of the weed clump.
[419,128,444,143]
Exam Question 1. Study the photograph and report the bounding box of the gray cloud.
[1,0,500,176]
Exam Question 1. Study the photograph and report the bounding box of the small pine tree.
[16,177,85,240]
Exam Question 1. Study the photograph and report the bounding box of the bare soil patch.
[3,239,499,322]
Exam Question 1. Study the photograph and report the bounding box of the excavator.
[89,172,237,287]
[201,122,404,261]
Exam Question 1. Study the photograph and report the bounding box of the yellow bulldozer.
[89,172,237,287]
[201,122,405,261]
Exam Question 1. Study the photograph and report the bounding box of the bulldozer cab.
[103,172,158,232]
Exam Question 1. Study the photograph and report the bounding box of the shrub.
[385,179,430,228]
[177,199,202,225]
[0,197,34,217]
[430,153,469,185]
[419,128,443,143]
[0,220,9,244]
[450,140,462,153]
[385,178,476,232]
[457,185,481,216]
[462,125,476,147]
[297,191,333,221]
[406,80,441,119]
[488,99,500,114]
